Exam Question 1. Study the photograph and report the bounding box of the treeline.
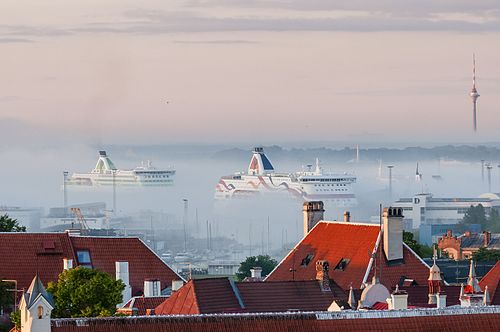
[212,145,500,162]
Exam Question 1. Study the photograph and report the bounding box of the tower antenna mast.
[470,54,480,132]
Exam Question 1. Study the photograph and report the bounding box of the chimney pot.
[483,231,491,246]
[63,258,73,270]
[344,211,351,222]
[250,267,262,279]
[315,260,330,292]
[303,201,324,236]
[383,207,404,262]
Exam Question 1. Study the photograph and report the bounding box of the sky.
[1,1,500,145]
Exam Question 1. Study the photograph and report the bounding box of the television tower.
[470,54,480,132]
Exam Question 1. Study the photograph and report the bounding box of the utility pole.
[387,165,394,198]
[182,199,188,252]
[481,160,485,183]
[112,170,117,215]
[487,164,493,192]
[267,216,270,255]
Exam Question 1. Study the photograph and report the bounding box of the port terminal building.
[392,193,500,245]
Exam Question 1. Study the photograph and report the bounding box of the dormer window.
[301,253,314,267]
[334,258,350,271]
[76,250,92,268]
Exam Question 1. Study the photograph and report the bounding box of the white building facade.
[393,193,500,230]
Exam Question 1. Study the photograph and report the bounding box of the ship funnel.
[248,147,275,175]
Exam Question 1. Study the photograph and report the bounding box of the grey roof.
[24,275,54,309]
[460,233,500,249]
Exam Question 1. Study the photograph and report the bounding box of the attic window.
[334,258,350,271]
[300,254,314,267]
[76,250,92,268]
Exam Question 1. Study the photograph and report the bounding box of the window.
[37,306,44,319]
[334,258,350,271]
[76,250,92,268]
[301,253,314,267]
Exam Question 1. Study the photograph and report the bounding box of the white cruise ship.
[66,151,175,187]
[215,147,356,205]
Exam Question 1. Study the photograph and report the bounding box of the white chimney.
[436,293,447,308]
[383,207,404,261]
[172,280,184,292]
[303,201,324,236]
[144,279,161,297]
[63,258,73,270]
[250,267,262,279]
[116,261,132,306]
[387,286,408,310]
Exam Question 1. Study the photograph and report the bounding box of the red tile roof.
[0,233,181,295]
[155,278,242,314]
[266,221,430,290]
[480,260,500,305]
[155,278,347,315]
[51,308,500,332]
[71,237,181,295]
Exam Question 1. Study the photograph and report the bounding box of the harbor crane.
[70,207,89,232]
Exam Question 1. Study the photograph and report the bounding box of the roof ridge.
[137,238,185,282]
[320,220,380,227]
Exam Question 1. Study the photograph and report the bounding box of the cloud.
[1,2,500,39]
[172,40,258,44]
[0,37,33,43]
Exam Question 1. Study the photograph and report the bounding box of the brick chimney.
[315,260,330,292]
[343,211,351,222]
[383,207,404,261]
[303,201,324,236]
[483,231,491,246]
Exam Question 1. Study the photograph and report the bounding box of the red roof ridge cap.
[322,220,380,227]
[362,230,382,285]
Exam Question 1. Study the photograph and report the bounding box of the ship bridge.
[92,151,117,173]
[248,147,275,175]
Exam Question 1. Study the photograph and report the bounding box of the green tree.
[0,280,14,311]
[403,231,433,258]
[459,205,500,233]
[47,267,125,318]
[236,255,278,281]
[0,215,26,232]
[472,247,500,262]
[10,310,20,331]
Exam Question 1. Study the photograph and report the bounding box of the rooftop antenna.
[470,54,480,132]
